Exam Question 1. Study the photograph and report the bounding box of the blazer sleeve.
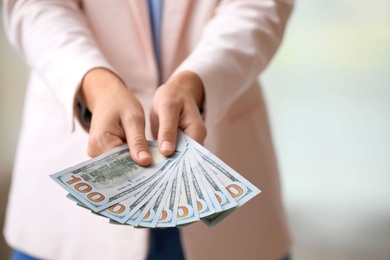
[174,0,294,120]
[3,0,115,131]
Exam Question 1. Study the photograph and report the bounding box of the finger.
[87,132,124,158]
[150,108,159,140]
[182,121,207,145]
[156,99,181,157]
[121,110,152,166]
[180,104,207,145]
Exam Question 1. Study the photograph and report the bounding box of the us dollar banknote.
[51,131,260,228]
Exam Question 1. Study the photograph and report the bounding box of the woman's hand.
[150,71,207,157]
[80,68,152,166]
[80,69,206,165]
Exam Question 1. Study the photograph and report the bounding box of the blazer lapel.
[127,0,156,73]
[161,0,192,80]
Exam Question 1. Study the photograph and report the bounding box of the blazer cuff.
[64,53,117,133]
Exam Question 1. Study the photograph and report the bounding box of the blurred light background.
[1,1,389,259]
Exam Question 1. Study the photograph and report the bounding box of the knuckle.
[159,98,181,110]
[122,110,144,123]
[88,132,123,156]
[87,140,99,158]
[194,123,207,140]
[159,127,177,140]
[88,135,100,150]
[129,135,147,148]
[184,121,207,143]
[87,147,96,158]
[199,124,207,139]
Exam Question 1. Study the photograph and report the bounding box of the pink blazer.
[3,0,293,259]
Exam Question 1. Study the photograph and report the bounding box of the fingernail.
[138,151,150,160]
[161,141,174,151]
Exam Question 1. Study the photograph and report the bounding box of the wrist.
[80,68,125,112]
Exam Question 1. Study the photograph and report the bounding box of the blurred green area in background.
[262,1,390,259]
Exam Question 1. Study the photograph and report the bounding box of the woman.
[3,0,293,259]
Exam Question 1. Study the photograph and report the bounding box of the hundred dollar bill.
[125,177,168,226]
[98,148,183,223]
[137,183,168,227]
[138,165,178,228]
[189,155,238,227]
[106,172,170,226]
[53,130,260,228]
[185,152,224,213]
[187,137,261,206]
[176,159,200,226]
[156,162,182,228]
[99,172,169,224]
[51,132,187,212]
[183,156,215,218]
[185,136,261,227]
[66,194,112,221]
[187,148,237,212]
[131,178,170,227]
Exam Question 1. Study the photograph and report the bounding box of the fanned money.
[51,131,261,228]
